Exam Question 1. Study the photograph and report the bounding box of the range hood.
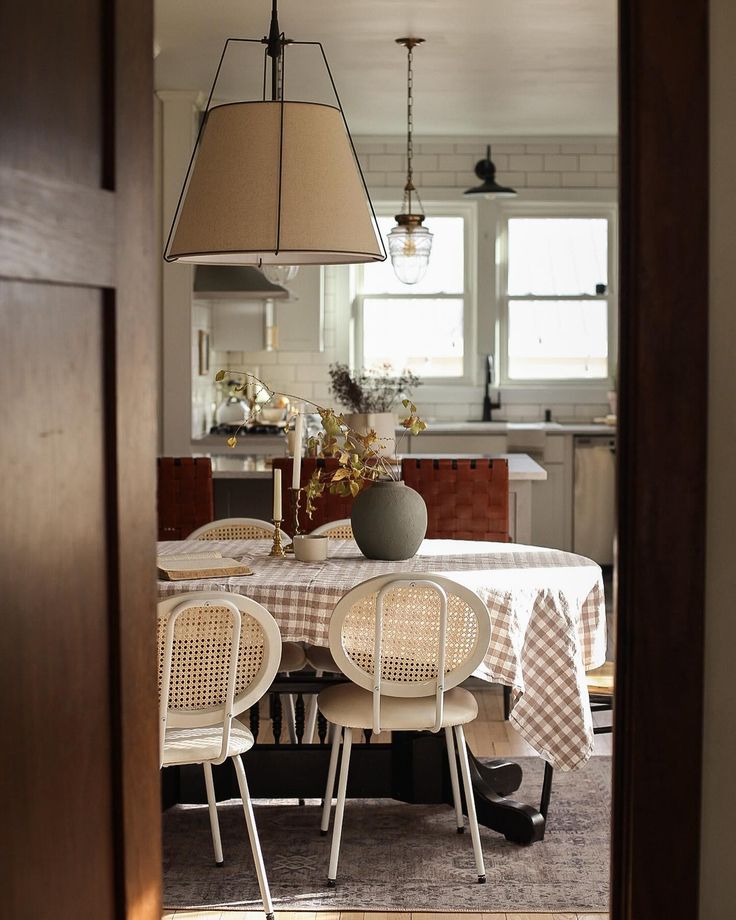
[193,265,289,300]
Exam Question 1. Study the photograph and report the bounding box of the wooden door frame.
[613,0,708,917]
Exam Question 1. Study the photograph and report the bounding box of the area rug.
[163,756,610,913]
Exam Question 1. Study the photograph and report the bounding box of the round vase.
[350,480,427,561]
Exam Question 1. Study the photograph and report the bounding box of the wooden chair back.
[400,458,510,542]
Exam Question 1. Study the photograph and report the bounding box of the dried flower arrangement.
[327,362,420,414]
[215,369,427,517]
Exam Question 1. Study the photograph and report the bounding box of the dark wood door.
[0,3,160,918]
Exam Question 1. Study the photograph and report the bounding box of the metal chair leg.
[327,727,353,885]
[320,723,342,835]
[202,762,224,866]
[305,669,323,742]
[454,724,487,883]
[232,754,275,920]
[444,726,465,833]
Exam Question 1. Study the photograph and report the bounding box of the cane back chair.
[186,519,305,741]
[301,519,354,740]
[157,591,282,919]
[188,517,292,544]
[317,573,492,885]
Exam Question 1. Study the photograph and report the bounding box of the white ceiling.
[155,0,617,136]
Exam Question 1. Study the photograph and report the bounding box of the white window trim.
[351,201,478,386]
[495,200,618,389]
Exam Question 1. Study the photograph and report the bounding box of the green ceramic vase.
[350,480,428,560]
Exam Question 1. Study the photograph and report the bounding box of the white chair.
[302,520,352,740]
[187,518,306,743]
[309,518,353,539]
[158,591,282,919]
[188,517,292,543]
[317,573,492,886]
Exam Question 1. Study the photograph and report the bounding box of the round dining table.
[157,536,608,843]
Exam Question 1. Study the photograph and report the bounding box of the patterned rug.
[163,756,610,913]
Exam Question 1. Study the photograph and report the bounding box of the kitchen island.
[203,452,546,544]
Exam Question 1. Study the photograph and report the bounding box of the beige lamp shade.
[168,101,384,265]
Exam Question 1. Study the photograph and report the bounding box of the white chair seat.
[279,641,307,673]
[162,719,254,766]
[318,683,478,731]
[305,643,340,674]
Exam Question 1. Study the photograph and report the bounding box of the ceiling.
[155,0,617,136]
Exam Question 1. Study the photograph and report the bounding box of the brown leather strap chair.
[272,458,363,535]
[157,457,214,540]
[400,457,510,542]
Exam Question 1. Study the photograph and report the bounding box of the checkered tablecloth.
[157,538,607,770]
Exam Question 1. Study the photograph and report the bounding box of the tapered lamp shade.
[168,101,384,265]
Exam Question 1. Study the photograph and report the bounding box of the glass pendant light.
[388,38,433,285]
[261,264,299,285]
[164,0,385,267]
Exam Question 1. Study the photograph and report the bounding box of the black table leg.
[463,745,546,844]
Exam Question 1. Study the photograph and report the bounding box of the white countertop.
[207,452,547,482]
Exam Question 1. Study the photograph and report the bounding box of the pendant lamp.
[464,145,518,199]
[164,0,385,267]
[388,38,433,285]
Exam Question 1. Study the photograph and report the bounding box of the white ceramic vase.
[343,412,398,457]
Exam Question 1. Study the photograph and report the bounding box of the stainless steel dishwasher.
[573,435,616,565]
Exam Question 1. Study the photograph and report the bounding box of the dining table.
[157,536,608,844]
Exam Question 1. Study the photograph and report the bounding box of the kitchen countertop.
[206,452,547,481]
[416,420,617,435]
[193,420,616,450]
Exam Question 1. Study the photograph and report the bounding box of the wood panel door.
[0,3,160,919]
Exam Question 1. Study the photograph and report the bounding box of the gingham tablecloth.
[157,538,607,770]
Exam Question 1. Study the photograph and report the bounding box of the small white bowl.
[293,535,329,562]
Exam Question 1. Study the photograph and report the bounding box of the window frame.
[352,201,477,385]
[496,201,618,388]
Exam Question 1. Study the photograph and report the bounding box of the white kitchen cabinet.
[275,265,324,352]
[531,435,574,551]
[406,433,508,455]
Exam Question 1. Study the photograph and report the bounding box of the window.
[354,211,471,379]
[499,212,615,382]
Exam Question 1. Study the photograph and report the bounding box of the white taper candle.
[291,406,304,488]
[273,468,282,520]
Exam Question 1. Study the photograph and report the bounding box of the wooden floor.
[163,686,612,920]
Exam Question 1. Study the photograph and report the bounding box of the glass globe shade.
[387,223,433,285]
[261,264,300,285]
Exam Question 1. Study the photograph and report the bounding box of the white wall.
[700,0,736,914]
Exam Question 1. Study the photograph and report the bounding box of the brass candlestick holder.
[285,486,304,554]
[269,519,286,557]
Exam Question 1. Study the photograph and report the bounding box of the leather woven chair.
[157,457,213,540]
[272,458,365,535]
[401,458,510,542]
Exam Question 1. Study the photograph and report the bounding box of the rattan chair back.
[328,573,491,701]
[310,518,354,539]
[157,591,281,731]
[188,517,280,541]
